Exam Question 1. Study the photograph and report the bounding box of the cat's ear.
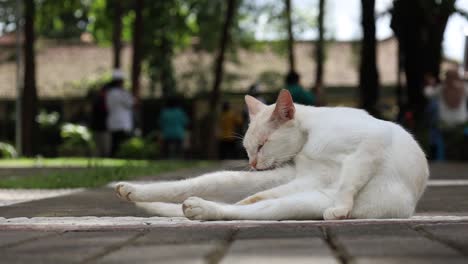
[245,95,265,118]
[271,89,295,124]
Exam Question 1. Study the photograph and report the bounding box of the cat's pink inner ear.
[245,95,265,118]
[272,89,295,123]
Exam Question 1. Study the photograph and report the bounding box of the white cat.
[115,89,429,220]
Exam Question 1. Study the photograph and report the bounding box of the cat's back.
[297,106,386,159]
[297,105,379,131]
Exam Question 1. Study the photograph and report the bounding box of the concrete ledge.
[0,215,467,231]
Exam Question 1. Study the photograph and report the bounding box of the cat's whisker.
[237,163,252,172]
[230,132,245,140]
[232,132,244,138]
[225,135,244,140]
[235,162,254,172]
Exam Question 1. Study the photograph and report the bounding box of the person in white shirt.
[424,69,467,127]
[106,69,135,156]
[424,69,468,160]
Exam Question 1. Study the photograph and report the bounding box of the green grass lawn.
[0,158,213,189]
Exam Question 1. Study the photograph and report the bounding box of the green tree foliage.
[187,0,255,51]
[246,0,316,55]
[188,0,223,52]
[0,0,306,98]
[35,0,91,39]
[0,0,16,35]
[87,0,133,44]
[142,0,194,97]
[139,0,260,97]
[0,0,92,39]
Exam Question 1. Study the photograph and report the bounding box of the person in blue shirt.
[158,96,188,159]
[285,71,315,105]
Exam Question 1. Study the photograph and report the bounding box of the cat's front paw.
[323,206,351,220]
[115,182,136,202]
[182,197,222,220]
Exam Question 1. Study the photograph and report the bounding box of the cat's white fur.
[115,90,428,220]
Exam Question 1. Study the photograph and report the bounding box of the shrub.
[116,136,159,160]
[36,110,61,156]
[0,142,17,159]
[58,123,95,156]
[36,110,60,128]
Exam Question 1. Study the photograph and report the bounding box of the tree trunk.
[131,0,143,131]
[359,0,380,116]
[314,0,325,88]
[207,0,237,159]
[209,0,237,111]
[21,0,38,156]
[285,0,295,72]
[425,11,451,82]
[391,0,424,124]
[391,0,454,127]
[160,37,176,98]
[112,0,122,69]
[131,0,143,98]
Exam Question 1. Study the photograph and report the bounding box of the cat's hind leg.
[182,190,334,220]
[115,166,294,203]
[236,179,308,205]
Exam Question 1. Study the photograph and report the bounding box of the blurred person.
[425,70,467,126]
[440,70,467,126]
[424,73,443,160]
[219,101,242,159]
[285,71,315,105]
[424,69,468,160]
[90,82,111,157]
[159,96,188,159]
[106,69,135,157]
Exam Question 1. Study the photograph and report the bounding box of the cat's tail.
[135,202,184,217]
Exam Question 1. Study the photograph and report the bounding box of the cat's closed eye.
[258,139,269,152]
[257,144,264,152]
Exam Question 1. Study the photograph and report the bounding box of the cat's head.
[243,89,306,170]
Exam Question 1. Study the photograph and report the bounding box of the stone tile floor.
[0,162,467,263]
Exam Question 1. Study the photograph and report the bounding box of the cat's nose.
[250,159,257,169]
